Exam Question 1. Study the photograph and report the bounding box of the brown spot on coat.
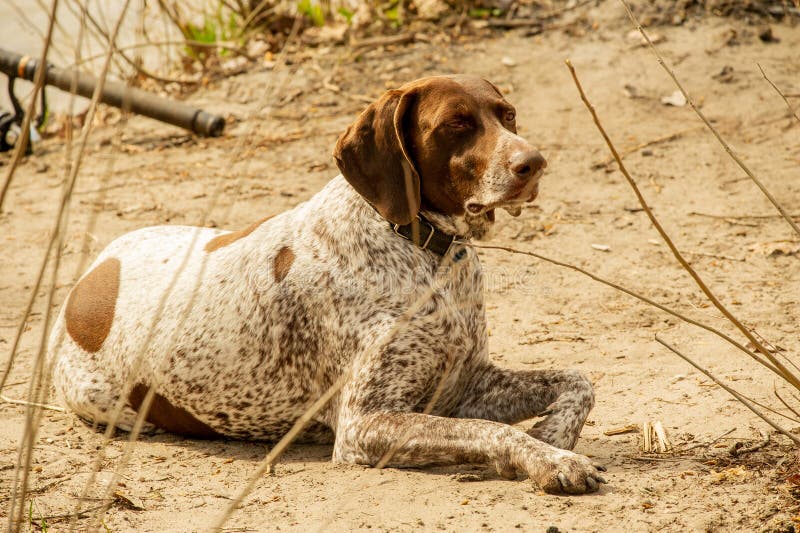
[274,246,295,282]
[65,257,121,353]
[204,216,273,252]
[129,383,223,439]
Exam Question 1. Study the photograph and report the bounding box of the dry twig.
[460,242,779,378]
[618,0,800,238]
[729,430,770,456]
[690,211,800,221]
[81,17,306,531]
[591,126,702,169]
[0,395,65,412]
[351,33,416,49]
[211,251,466,531]
[7,3,134,531]
[565,58,800,392]
[758,63,800,123]
[679,427,736,452]
[0,1,58,212]
[655,336,799,446]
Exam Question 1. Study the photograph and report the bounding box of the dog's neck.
[420,209,496,241]
[336,175,496,243]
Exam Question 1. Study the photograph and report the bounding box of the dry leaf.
[661,90,686,107]
[709,466,749,484]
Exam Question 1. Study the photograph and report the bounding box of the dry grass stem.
[758,63,800,123]
[565,58,800,392]
[82,17,305,530]
[7,2,133,530]
[375,350,456,469]
[212,247,467,531]
[655,335,800,446]
[71,0,196,86]
[737,392,800,425]
[591,125,703,169]
[209,373,349,532]
[459,242,780,378]
[3,1,61,529]
[774,384,800,420]
[68,39,254,70]
[0,395,65,412]
[618,0,800,239]
[0,0,59,212]
[729,430,770,456]
[679,427,736,452]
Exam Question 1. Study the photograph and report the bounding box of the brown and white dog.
[48,75,606,494]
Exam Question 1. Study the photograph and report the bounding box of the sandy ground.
[2,3,800,531]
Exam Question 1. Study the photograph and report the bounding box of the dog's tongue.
[487,209,495,222]
[504,206,522,217]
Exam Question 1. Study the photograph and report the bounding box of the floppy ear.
[333,89,420,225]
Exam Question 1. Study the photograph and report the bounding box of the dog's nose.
[510,150,547,180]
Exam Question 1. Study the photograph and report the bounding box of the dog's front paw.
[527,450,607,494]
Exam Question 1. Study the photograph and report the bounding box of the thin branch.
[565,58,800,392]
[775,383,800,420]
[209,373,349,532]
[618,0,800,238]
[591,126,703,169]
[729,430,770,457]
[678,427,736,452]
[460,242,781,379]
[82,17,305,531]
[0,396,65,412]
[758,63,800,123]
[66,39,255,70]
[0,2,59,213]
[9,3,135,531]
[376,350,456,469]
[211,250,466,531]
[690,211,800,221]
[74,0,198,86]
[655,336,800,446]
[3,2,60,530]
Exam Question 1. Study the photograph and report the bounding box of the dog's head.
[334,75,545,239]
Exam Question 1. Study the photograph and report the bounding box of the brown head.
[333,75,546,238]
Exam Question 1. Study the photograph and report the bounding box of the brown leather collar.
[391,215,458,256]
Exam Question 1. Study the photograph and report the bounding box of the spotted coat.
[48,75,605,494]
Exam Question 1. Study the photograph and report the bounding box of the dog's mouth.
[466,180,540,220]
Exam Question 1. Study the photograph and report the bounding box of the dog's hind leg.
[50,338,154,434]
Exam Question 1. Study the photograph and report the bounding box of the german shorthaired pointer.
[49,75,605,494]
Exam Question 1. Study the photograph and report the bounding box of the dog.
[49,75,606,494]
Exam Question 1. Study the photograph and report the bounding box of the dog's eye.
[504,110,516,123]
[446,118,473,131]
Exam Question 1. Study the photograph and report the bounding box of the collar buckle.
[393,217,435,250]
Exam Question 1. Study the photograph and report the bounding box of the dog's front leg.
[454,364,595,450]
[332,344,604,494]
[334,411,604,494]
